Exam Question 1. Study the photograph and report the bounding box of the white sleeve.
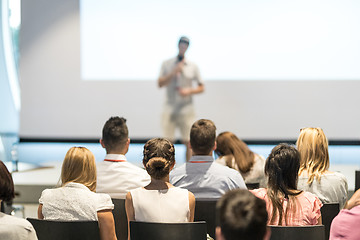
[96,193,114,211]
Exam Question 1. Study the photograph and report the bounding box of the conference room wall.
[19,0,360,140]
[1,0,20,162]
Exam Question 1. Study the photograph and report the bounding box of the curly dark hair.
[102,117,128,152]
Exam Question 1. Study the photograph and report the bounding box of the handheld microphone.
[177,55,184,62]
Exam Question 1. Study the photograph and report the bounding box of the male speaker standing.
[158,36,204,161]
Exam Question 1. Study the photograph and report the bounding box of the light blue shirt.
[170,155,247,198]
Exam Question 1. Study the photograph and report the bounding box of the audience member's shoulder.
[213,161,240,174]
[171,162,187,172]
[331,171,348,182]
[39,187,54,199]
[95,192,114,210]
[95,192,112,202]
[301,191,322,205]
[126,161,147,171]
[250,188,267,199]
[255,154,266,164]
[96,160,107,168]
[0,213,34,230]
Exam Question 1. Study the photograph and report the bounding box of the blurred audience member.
[296,127,348,208]
[330,188,360,240]
[216,189,270,240]
[126,138,195,239]
[0,161,38,240]
[97,116,150,199]
[251,144,322,226]
[215,131,266,187]
[170,119,246,198]
[38,147,116,240]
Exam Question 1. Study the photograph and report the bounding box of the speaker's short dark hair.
[179,36,190,45]
[102,117,128,152]
[190,119,216,155]
[217,189,268,240]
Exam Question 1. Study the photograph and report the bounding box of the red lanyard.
[104,159,126,162]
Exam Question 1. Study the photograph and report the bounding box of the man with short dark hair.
[158,36,204,161]
[216,189,270,240]
[96,116,150,199]
[170,119,246,198]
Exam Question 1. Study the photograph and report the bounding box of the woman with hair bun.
[125,138,195,226]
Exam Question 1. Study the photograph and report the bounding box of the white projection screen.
[19,0,360,141]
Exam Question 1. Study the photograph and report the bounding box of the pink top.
[329,205,360,240]
[251,188,322,226]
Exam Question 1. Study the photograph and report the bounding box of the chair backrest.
[27,218,100,240]
[194,198,218,238]
[111,198,128,240]
[269,225,325,240]
[320,203,340,240]
[246,182,260,190]
[355,170,360,191]
[130,221,207,240]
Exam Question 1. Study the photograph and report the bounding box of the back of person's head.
[265,143,302,225]
[143,138,175,180]
[215,131,255,173]
[102,116,129,153]
[296,127,329,184]
[265,143,300,191]
[216,189,268,240]
[61,147,97,192]
[190,119,216,155]
[0,161,15,202]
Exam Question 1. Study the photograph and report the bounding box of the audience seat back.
[194,198,218,238]
[130,221,207,240]
[320,203,340,240]
[27,218,100,240]
[269,225,325,240]
[111,198,128,240]
[355,170,360,191]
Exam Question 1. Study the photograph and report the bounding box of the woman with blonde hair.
[296,127,348,208]
[125,138,195,235]
[251,143,322,226]
[215,131,266,187]
[38,147,116,240]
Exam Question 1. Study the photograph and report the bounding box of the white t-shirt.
[297,171,348,209]
[0,212,38,240]
[96,154,151,199]
[159,57,203,110]
[130,187,190,223]
[39,182,113,221]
